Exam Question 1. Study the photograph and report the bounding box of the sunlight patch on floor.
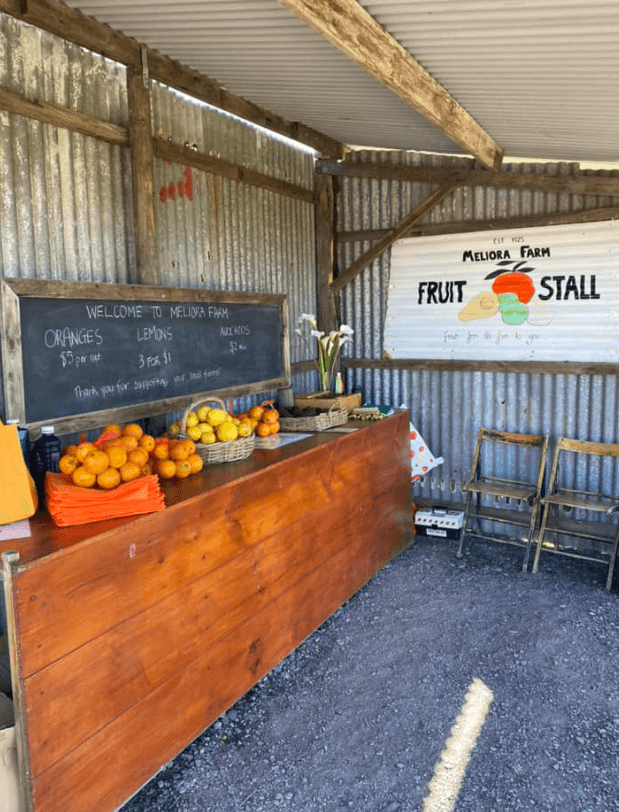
[422,678,494,812]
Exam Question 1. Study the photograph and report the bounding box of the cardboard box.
[415,509,464,540]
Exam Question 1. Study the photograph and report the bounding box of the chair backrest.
[556,436,619,458]
[469,427,549,490]
[546,436,619,496]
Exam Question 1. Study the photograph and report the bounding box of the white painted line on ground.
[422,678,494,812]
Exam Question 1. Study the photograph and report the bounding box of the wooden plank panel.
[13,416,409,676]
[32,520,406,812]
[24,463,408,776]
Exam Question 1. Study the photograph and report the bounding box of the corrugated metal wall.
[337,149,619,514]
[0,16,319,426]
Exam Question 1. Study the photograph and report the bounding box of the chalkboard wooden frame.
[1,278,291,435]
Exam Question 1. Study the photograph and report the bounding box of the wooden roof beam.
[318,158,619,196]
[277,0,503,172]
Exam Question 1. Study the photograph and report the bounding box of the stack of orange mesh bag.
[45,472,165,526]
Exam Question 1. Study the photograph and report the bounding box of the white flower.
[339,324,354,336]
[311,330,324,339]
[295,328,303,337]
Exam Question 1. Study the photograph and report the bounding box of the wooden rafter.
[0,0,345,158]
[277,0,503,172]
[331,185,454,293]
[338,206,619,243]
[318,159,619,197]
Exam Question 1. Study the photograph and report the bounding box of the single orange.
[248,417,259,429]
[75,442,97,463]
[96,467,121,490]
[83,449,110,475]
[249,405,265,421]
[169,441,190,461]
[157,459,177,479]
[138,434,156,453]
[180,438,196,456]
[261,408,279,424]
[128,448,149,468]
[59,454,79,475]
[152,440,170,461]
[256,422,271,437]
[269,421,280,435]
[106,444,128,469]
[174,459,192,479]
[119,461,142,483]
[71,466,96,488]
[122,423,144,440]
[187,453,204,474]
[102,424,123,438]
[119,435,139,452]
[62,444,79,457]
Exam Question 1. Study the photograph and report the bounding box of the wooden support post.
[314,173,338,332]
[127,64,158,286]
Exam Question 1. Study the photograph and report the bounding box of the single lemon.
[185,412,199,428]
[237,422,253,437]
[207,408,228,427]
[216,421,239,442]
[201,431,217,445]
[197,406,210,422]
[187,425,203,442]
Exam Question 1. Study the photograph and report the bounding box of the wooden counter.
[2,412,411,812]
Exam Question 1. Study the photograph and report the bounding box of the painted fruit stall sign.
[384,220,619,362]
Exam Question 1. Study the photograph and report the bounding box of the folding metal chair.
[532,437,619,591]
[458,428,549,571]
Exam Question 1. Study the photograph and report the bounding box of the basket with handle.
[179,397,255,464]
[279,403,348,432]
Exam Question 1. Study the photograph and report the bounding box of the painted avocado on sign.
[384,221,619,362]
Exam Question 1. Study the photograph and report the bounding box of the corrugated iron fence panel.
[150,83,318,404]
[0,15,134,284]
[0,16,318,421]
[337,150,619,512]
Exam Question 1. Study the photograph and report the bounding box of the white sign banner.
[384,221,619,362]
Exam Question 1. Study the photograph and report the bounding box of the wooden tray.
[292,391,362,412]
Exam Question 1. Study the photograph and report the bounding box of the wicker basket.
[279,404,348,432]
[179,397,255,464]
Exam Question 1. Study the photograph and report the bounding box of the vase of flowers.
[293,314,362,412]
[295,313,354,393]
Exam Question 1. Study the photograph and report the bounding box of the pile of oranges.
[59,423,203,489]
[237,404,280,438]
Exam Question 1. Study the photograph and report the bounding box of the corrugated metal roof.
[60,0,619,164]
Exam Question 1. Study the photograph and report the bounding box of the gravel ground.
[122,534,619,812]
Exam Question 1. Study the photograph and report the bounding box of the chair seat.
[542,491,619,515]
[464,480,537,503]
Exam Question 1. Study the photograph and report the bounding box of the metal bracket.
[140,44,149,89]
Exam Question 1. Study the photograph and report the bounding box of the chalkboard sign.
[1,279,290,434]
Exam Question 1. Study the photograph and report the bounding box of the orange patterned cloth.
[45,472,165,526]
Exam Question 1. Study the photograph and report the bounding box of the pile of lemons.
[169,405,253,445]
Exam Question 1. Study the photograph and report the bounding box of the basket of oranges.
[175,397,255,464]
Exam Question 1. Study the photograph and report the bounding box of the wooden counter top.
[0,415,406,567]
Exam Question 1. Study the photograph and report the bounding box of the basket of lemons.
[173,397,255,464]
